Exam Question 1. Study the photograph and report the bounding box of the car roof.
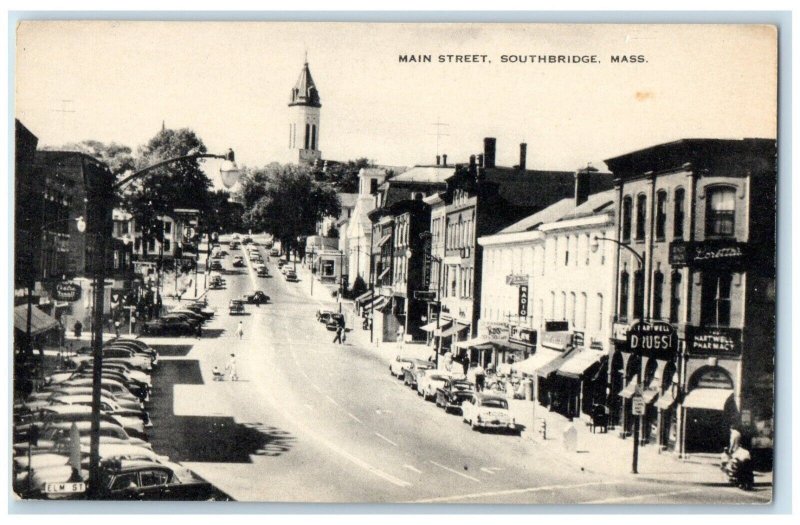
[477,394,508,403]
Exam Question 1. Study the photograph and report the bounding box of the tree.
[312,158,374,193]
[243,164,340,255]
[46,140,135,178]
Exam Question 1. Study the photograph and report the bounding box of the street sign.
[518,285,529,317]
[45,481,86,494]
[631,395,645,416]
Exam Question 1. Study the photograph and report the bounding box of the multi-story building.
[367,199,431,343]
[604,138,776,457]
[345,168,390,291]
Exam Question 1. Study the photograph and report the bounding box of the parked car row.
[140,299,215,336]
[13,337,222,500]
[389,355,519,435]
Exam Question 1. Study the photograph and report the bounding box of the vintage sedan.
[228,299,245,315]
[416,370,461,401]
[402,359,435,389]
[435,378,475,413]
[209,260,223,271]
[462,394,518,434]
[243,291,270,304]
[141,317,194,337]
[14,420,148,455]
[255,264,269,277]
[389,355,416,378]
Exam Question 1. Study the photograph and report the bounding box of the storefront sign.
[483,322,510,341]
[669,240,748,269]
[685,326,742,357]
[518,285,529,317]
[414,290,438,301]
[545,320,569,332]
[506,274,529,286]
[53,281,81,302]
[627,320,677,360]
[509,325,537,346]
[542,330,572,351]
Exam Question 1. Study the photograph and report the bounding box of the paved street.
[142,241,770,504]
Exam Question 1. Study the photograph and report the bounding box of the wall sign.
[627,320,677,360]
[518,285,529,317]
[572,331,585,347]
[483,322,510,341]
[509,325,537,346]
[670,240,748,269]
[685,326,742,357]
[506,274,529,286]
[542,330,572,351]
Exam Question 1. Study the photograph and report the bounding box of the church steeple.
[289,61,321,108]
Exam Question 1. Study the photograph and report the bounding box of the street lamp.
[87,149,239,496]
[591,235,645,474]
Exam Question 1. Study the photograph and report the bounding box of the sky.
[15,22,777,182]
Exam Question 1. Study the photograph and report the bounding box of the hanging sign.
[518,285,529,317]
[53,282,81,302]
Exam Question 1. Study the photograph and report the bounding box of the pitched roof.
[484,167,576,209]
[289,61,321,108]
[557,189,616,221]
[499,198,574,234]
[385,166,456,184]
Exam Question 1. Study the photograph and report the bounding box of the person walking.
[114,320,121,338]
[235,321,244,341]
[333,316,346,344]
[73,320,83,338]
[225,353,238,381]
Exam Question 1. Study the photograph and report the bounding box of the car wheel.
[471,420,479,431]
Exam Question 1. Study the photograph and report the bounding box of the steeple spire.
[289,60,321,108]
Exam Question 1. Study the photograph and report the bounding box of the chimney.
[519,143,527,171]
[483,137,496,169]
[477,154,484,168]
[575,162,599,206]
[468,155,477,178]
[442,154,448,166]
[436,155,441,166]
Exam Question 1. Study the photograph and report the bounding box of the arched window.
[653,270,665,320]
[304,123,310,149]
[635,194,647,240]
[311,124,317,150]
[706,186,736,237]
[569,292,577,327]
[580,292,588,329]
[596,293,604,331]
[618,270,630,320]
[655,190,667,240]
[622,196,633,242]
[669,271,682,324]
[673,188,685,239]
[561,291,567,320]
[633,269,645,320]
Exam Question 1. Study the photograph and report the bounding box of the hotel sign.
[685,326,742,357]
[518,285,529,317]
[670,241,747,269]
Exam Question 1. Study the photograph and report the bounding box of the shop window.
[701,272,733,326]
[635,194,647,241]
[706,186,736,237]
[621,196,632,242]
[618,270,630,321]
[633,269,645,320]
[655,191,667,240]
[674,188,685,239]
[652,270,664,320]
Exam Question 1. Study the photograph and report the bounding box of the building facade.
[604,139,776,457]
[345,168,390,289]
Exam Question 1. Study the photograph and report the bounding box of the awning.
[656,389,678,410]
[364,295,388,312]
[373,296,391,312]
[454,336,494,351]
[378,267,390,280]
[440,322,469,338]
[642,388,660,404]
[420,320,440,332]
[433,321,452,336]
[377,233,392,247]
[537,347,577,379]
[355,290,373,304]
[492,340,533,353]
[556,348,606,380]
[619,377,640,399]
[14,304,60,336]
[682,388,734,411]
[510,347,562,376]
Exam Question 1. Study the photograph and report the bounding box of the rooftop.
[384,165,456,185]
[498,198,574,234]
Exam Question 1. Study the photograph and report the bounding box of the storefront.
[553,341,608,420]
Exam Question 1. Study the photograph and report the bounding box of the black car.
[435,378,476,413]
[141,317,194,336]
[325,313,345,331]
[161,312,202,327]
[209,260,223,271]
[243,291,270,304]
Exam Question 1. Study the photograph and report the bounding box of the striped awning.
[355,290,373,304]
[510,348,562,376]
[440,322,469,338]
[14,304,60,336]
[377,233,392,247]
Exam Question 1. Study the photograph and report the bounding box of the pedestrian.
[114,320,121,338]
[73,320,83,338]
[728,424,743,454]
[235,321,244,341]
[474,362,486,392]
[397,324,405,348]
[196,322,203,339]
[131,313,137,336]
[225,353,238,381]
[333,316,345,344]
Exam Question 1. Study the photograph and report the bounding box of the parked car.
[242,236,253,245]
[229,241,240,250]
[228,299,245,315]
[61,377,149,403]
[232,258,245,268]
[389,355,416,378]
[416,370,460,401]
[461,393,518,433]
[403,359,435,388]
[68,354,152,374]
[161,313,202,328]
[435,378,475,413]
[256,265,269,277]
[14,420,148,456]
[209,260,223,271]
[141,317,194,337]
[182,302,215,319]
[168,309,207,325]
[284,271,298,282]
[30,387,142,411]
[243,291,270,304]
[13,405,150,445]
[14,443,164,482]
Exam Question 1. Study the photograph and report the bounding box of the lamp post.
[591,235,645,474]
[87,149,239,496]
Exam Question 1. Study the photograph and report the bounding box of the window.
[550,291,556,318]
[564,236,570,266]
[633,269,645,320]
[580,292,588,329]
[669,271,682,324]
[304,123,310,149]
[701,272,733,326]
[674,188,685,238]
[635,194,647,241]
[655,191,667,240]
[140,469,170,487]
[311,124,317,150]
[370,178,378,194]
[618,270,629,320]
[621,196,632,242]
[163,221,172,234]
[596,293,604,331]
[652,270,664,319]
[569,292,576,326]
[111,473,139,491]
[163,239,171,252]
[561,291,567,320]
[706,187,736,237]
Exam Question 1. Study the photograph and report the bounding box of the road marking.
[583,487,704,504]
[375,408,393,415]
[428,460,481,483]
[303,403,313,410]
[480,467,497,475]
[374,432,398,447]
[325,395,339,406]
[410,481,623,503]
[311,383,322,393]
[346,412,362,424]
[403,464,422,474]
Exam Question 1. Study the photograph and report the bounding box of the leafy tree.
[312,157,374,193]
[46,140,135,178]
[243,164,341,256]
